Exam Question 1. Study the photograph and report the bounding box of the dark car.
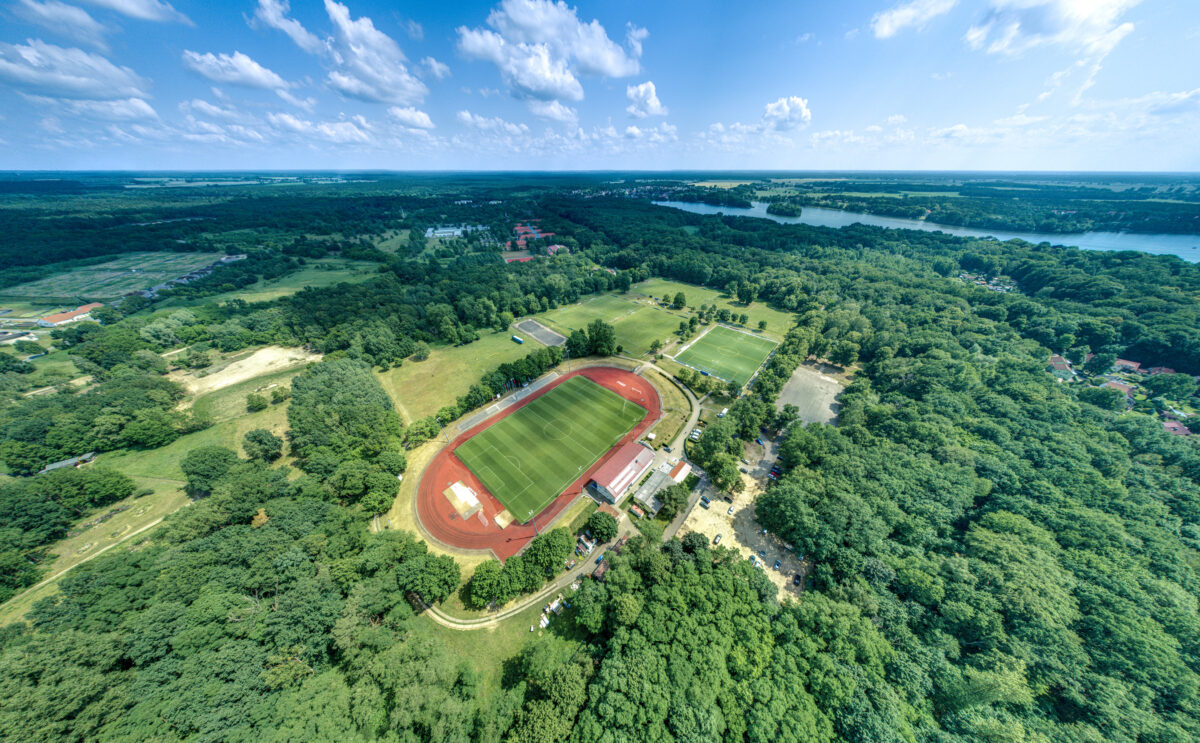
[758,550,766,559]
[773,559,782,571]
[792,574,802,586]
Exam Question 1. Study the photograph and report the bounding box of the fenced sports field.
[454,375,645,522]
[675,325,777,386]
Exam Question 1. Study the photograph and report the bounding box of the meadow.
[675,325,777,386]
[376,330,543,422]
[455,376,644,522]
[534,292,683,355]
[0,252,224,301]
[631,278,794,339]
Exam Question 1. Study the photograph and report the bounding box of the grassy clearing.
[457,376,644,523]
[676,325,777,386]
[631,279,794,339]
[221,259,380,304]
[0,252,225,300]
[373,229,411,253]
[190,366,304,423]
[535,293,683,356]
[377,330,542,423]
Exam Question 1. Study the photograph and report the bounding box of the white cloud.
[76,0,190,24]
[180,98,239,120]
[965,0,1141,56]
[626,80,667,118]
[62,96,156,119]
[421,56,450,80]
[182,50,289,90]
[457,109,528,135]
[323,0,427,105]
[13,0,109,51]
[267,111,374,144]
[406,19,424,41]
[886,114,907,125]
[276,89,316,111]
[761,96,812,130]
[623,121,676,142]
[995,112,1047,126]
[458,0,640,108]
[795,33,813,44]
[252,0,323,54]
[252,0,427,105]
[872,0,957,39]
[388,106,434,129]
[0,39,147,99]
[626,24,648,57]
[528,99,576,123]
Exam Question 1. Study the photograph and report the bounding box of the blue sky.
[1,0,1198,170]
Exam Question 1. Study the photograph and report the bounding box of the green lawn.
[535,293,682,355]
[631,278,794,339]
[455,376,644,522]
[675,325,777,386]
[0,252,225,300]
[376,330,543,422]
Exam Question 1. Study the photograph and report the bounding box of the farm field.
[377,330,543,422]
[0,252,224,300]
[675,325,777,385]
[178,258,379,306]
[631,278,794,338]
[534,293,682,355]
[455,375,644,523]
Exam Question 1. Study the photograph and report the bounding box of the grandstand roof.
[590,441,654,498]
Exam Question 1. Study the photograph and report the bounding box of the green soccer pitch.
[454,375,646,523]
[675,325,777,386]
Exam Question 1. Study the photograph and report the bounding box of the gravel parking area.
[515,319,566,346]
[775,362,842,424]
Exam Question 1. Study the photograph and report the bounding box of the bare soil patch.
[172,346,321,399]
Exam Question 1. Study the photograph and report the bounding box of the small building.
[37,451,96,474]
[592,561,610,580]
[37,303,103,327]
[1164,420,1191,436]
[1148,366,1177,376]
[1105,380,1136,397]
[1112,359,1143,373]
[668,461,692,483]
[512,335,524,344]
[587,441,655,504]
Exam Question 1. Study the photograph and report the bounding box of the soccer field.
[455,376,645,522]
[675,325,777,386]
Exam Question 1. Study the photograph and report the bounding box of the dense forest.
[1,176,1200,741]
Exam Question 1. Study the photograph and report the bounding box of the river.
[653,200,1200,263]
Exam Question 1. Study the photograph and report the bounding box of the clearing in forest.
[675,325,776,386]
[455,375,645,523]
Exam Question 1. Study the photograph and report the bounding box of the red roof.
[40,302,103,325]
[1163,420,1191,436]
[1105,381,1135,396]
[1114,359,1142,371]
[590,441,654,495]
[1148,367,1176,375]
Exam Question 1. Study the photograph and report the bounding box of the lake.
[654,200,1200,263]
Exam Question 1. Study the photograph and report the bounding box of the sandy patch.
[680,474,807,598]
[172,345,321,398]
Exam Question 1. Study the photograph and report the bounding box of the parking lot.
[679,470,807,597]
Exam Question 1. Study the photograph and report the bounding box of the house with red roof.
[37,303,103,327]
[1104,380,1136,397]
[1112,359,1144,373]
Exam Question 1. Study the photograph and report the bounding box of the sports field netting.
[455,375,646,523]
[675,325,777,386]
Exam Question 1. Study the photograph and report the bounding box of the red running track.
[416,366,661,560]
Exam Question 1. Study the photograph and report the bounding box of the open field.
[534,293,683,356]
[0,252,224,300]
[675,325,776,385]
[643,367,691,448]
[218,259,379,304]
[377,330,543,422]
[171,344,320,400]
[456,376,644,522]
[631,279,794,339]
[776,362,843,424]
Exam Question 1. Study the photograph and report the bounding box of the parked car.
[713,534,722,545]
[727,506,735,515]
[759,550,766,559]
[773,560,782,571]
[699,500,710,509]
[792,574,802,586]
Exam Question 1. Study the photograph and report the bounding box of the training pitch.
[675,325,777,386]
[455,375,645,523]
